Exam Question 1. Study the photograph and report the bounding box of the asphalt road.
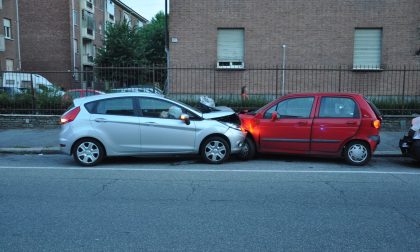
[1,154,420,251]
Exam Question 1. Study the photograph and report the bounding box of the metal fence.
[1,65,419,114]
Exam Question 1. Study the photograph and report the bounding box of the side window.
[319,97,359,118]
[276,97,314,118]
[84,101,96,113]
[263,105,277,119]
[139,98,183,119]
[95,98,135,116]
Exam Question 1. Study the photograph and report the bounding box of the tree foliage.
[95,12,166,67]
[139,11,166,66]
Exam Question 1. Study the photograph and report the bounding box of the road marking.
[1,166,420,175]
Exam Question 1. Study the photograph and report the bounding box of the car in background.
[109,85,163,95]
[239,93,382,165]
[0,87,22,96]
[63,89,105,101]
[1,72,64,96]
[59,92,246,166]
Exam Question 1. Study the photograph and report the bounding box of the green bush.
[0,91,71,115]
[368,97,420,115]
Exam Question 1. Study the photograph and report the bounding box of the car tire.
[344,141,371,166]
[238,136,256,161]
[72,138,105,166]
[201,136,230,164]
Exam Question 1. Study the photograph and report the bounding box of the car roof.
[67,89,100,92]
[284,92,362,97]
[72,92,164,105]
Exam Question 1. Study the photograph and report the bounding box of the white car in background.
[59,93,246,166]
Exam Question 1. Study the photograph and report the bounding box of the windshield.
[248,100,275,115]
[165,97,203,115]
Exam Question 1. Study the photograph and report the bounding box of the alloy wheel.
[204,140,227,162]
[76,141,100,164]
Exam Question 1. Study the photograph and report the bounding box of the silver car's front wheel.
[201,137,230,164]
[73,139,105,166]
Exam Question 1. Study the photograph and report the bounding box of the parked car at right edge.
[238,93,382,165]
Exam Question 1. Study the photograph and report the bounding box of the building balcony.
[81,27,95,41]
[81,0,94,13]
[82,54,95,66]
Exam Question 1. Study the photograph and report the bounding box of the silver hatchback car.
[59,93,246,166]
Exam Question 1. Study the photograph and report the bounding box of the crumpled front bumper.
[225,128,246,154]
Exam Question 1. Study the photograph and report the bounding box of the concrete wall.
[0,114,60,129]
[0,114,414,131]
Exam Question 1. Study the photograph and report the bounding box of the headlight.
[222,122,241,130]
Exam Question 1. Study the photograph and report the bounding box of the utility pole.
[282,44,286,96]
[165,0,170,94]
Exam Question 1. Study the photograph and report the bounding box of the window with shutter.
[217,29,244,69]
[353,29,382,70]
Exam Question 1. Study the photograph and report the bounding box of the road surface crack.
[94,179,119,196]
[324,181,348,205]
[392,207,420,228]
[186,181,200,201]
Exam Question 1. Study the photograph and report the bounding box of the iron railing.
[0,65,419,114]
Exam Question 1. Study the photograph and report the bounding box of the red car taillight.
[60,106,80,125]
[372,119,381,129]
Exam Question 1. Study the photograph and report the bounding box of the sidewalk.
[0,128,404,156]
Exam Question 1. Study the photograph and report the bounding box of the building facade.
[1,0,147,88]
[169,0,420,67]
[168,0,420,97]
[0,0,21,71]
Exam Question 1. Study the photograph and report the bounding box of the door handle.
[297,121,308,126]
[144,122,158,126]
[346,121,357,126]
[94,118,107,123]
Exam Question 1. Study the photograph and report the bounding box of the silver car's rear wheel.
[201,137,230,164]
[73,139,105,166]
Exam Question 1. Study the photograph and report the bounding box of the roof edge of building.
[113,0,148,23]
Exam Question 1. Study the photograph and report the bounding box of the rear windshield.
[364,97,382,120]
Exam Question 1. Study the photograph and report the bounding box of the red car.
[239,93,382,165]
[63,89,105,100]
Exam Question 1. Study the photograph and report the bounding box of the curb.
[0,147,402,157]
[0,147,61,155]
[373,151,402,157]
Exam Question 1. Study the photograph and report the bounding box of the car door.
[311,96,361,154]
[138,97,196,153]
[258,97,315,153]
[89,97,141,154]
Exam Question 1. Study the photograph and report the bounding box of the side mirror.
[180,114,190,125]
[271,111,278,121]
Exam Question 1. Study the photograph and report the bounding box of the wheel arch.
[71,137,107,157]
[341,139,371,157]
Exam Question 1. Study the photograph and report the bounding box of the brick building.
[1,0,147,88]
[168,0,420,97]
[0,0,21,71]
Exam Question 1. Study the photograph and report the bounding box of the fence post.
[402,65,407,110]
[338,65,342,92]
[152,64,156,84]
[275,65,279,97]
[30,73,37,114]
[213,68,216,99]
